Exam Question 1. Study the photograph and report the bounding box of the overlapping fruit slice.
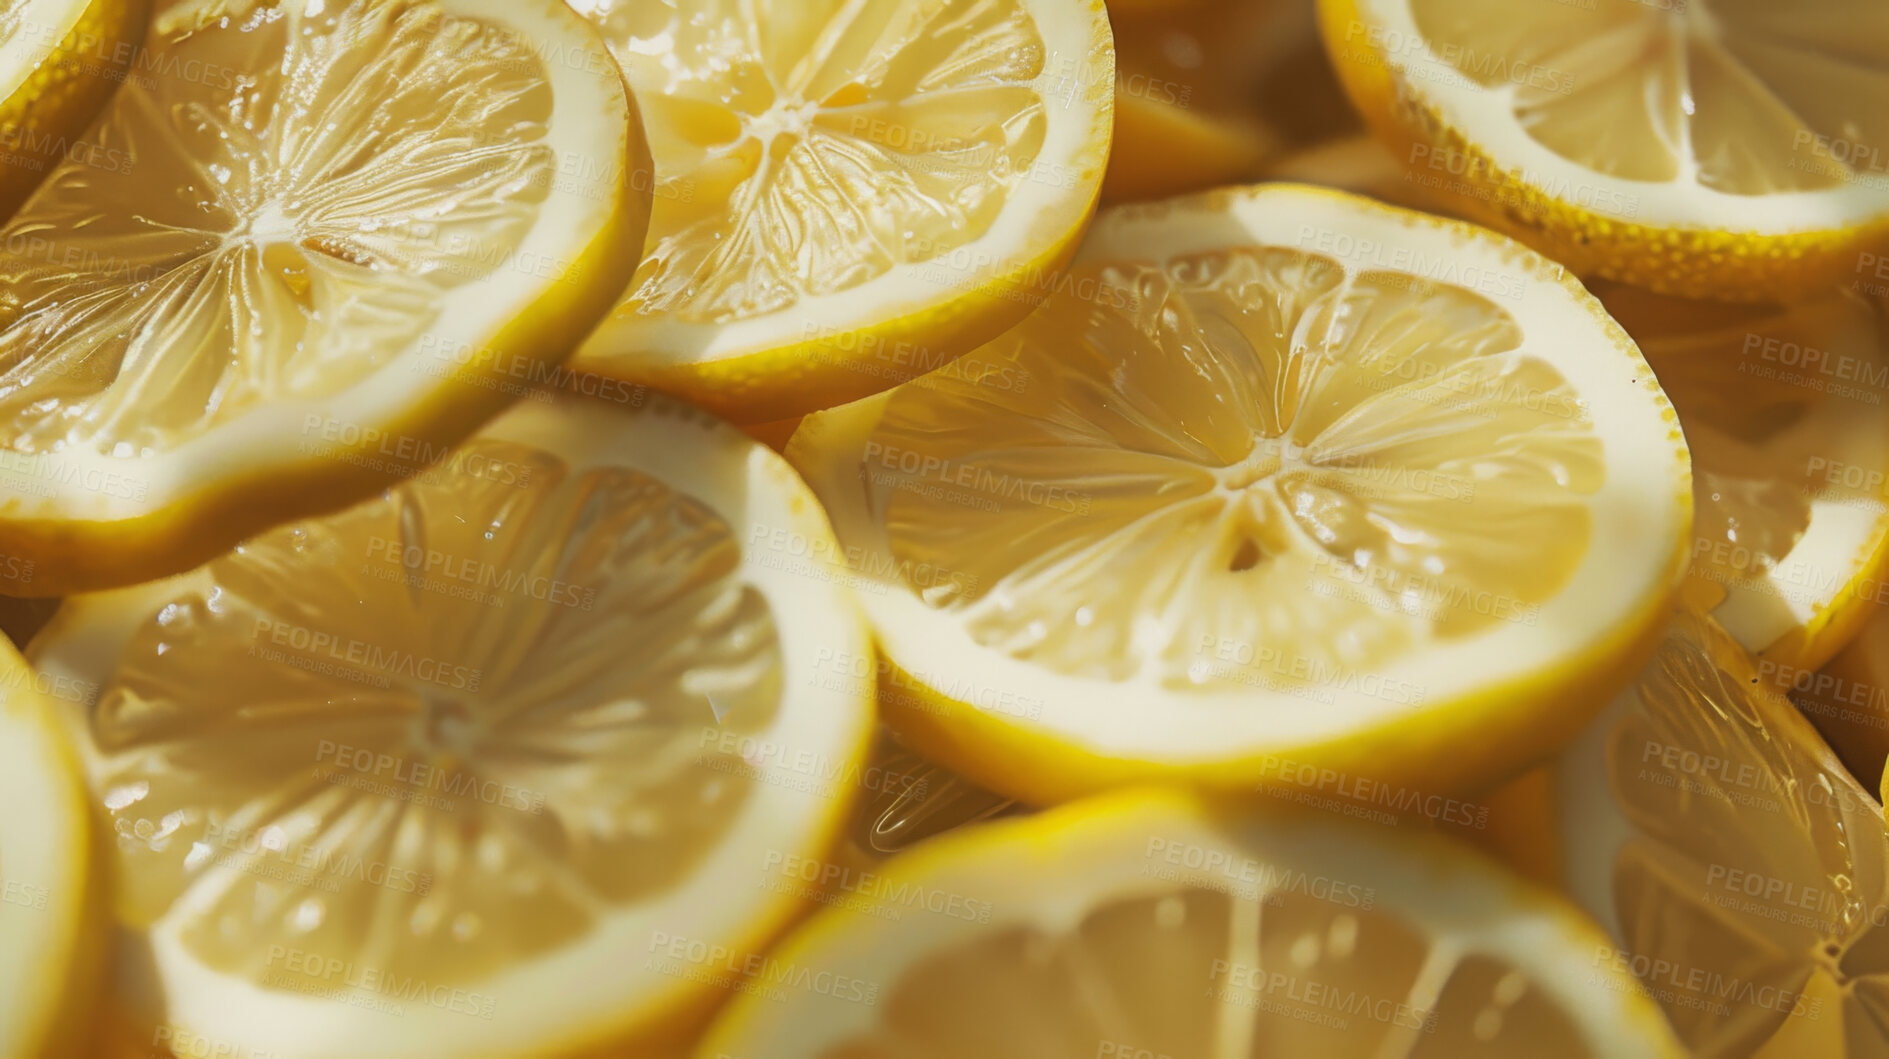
[32,392,875,1058]
[0,0,651,595]
[565,0,1114,423]
[700,788,1684,1058]
[0,637,99,1058]
[0,0,147,220]
[1532,609,1889,1057]
[1598,284,1889,682]
[788,184,1691,805]
[1323,0,1889,300]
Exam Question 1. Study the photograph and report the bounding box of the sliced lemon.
[32,391,875,1058]
[0,0,147,221]
[0,636,100,1058]
[700,788,1684,1058]
[0,0,652,596]
[1598,284,1889,683]
[787,184,1692,805]
[1322,0,1889,302]
[1522,609,1889,1057]
[564,0,1114,424]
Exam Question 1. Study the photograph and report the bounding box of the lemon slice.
[787,184,1692,805]
[1598,284,1889,683]
[700,788,1685,1058]
[564,0,1113,424]
[31,391,875,1058]
[0,0,147,221]
[0,0,652,596]
[0,636,99,1058]
[1322,0,1889,301]
[1524,609,1889,1057]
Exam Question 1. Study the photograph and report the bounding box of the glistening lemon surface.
[33,391,875,1059]
[788,184,1692,805]
[0,0,651,595]
[567,0,1114,423]
[1527,610,1889,1057]
[1323,0,1889,301]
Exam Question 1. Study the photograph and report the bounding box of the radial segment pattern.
[572,0,1053,323]
[823,889,1594,1058]
[85,438,781,986]
[1603,613,1889,1053]
[865,246,1603,689]
[1409,0,1889,194]
[0,0,556,455]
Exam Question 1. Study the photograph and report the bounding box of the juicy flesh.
[0,0,555,455]
[864,246,1602,688]
[1410,0,1889,194]
[1605,612,1889,1054]
[824,885,1594,1057]
[87,440,781,985]
[1602,284,1889,609]
[573,0,1052,323]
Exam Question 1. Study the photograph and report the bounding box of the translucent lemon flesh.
[0,2,557,455]
[1573,611,1889,1055]
[87,434,782,987]
[863,246,1599,689]
[1409,0,1889,195]
[825,888,1593,1058]
[573,0,1055,325]
[701,791,1684,1058]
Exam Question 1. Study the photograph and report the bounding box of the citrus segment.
[1541,609,1889,1057]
